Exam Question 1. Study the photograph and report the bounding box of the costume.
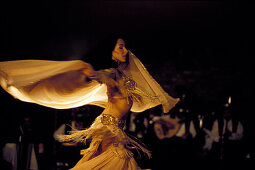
[63,114,145,170]
[0,51,179,169]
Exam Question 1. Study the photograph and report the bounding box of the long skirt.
[59,114,150,170]
[71,144,140,170]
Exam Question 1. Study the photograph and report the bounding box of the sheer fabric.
[0,59,108,109]
[122,51,179,113]
[71,145,140,170]
[0,51,179,113]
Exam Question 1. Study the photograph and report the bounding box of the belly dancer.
[0,39,179,169]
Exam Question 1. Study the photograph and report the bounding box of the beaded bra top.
[120,72,158,104]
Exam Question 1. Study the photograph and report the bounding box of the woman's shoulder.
[103,68,117,74]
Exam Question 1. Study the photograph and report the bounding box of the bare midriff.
[98,95,132,153]
[101,95,132,119]
[95,70,134,153]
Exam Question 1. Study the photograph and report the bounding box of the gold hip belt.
[99,114,125,128]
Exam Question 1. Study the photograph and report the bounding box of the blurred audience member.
[53,111,87,169]
[2,116,39,170]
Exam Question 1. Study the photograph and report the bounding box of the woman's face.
[112,39,128,63]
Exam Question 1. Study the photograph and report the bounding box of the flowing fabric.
[0,59,108,109]
[71,146,140,170]
[0,51,179,113]
[123,51,179,113]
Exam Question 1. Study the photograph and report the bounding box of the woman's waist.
[101,105,130,119]
[106,97,132,116]
[97,114,126,128]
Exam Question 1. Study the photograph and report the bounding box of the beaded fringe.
[57,117,151,159]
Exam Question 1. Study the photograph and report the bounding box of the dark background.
[0,1,254,170]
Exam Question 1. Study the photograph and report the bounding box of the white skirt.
[58,114,150,170]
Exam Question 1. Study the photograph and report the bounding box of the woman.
[0,39,179,169]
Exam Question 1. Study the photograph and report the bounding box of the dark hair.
[84,33,129,70]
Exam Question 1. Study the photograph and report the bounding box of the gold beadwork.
[121,74,158,103]
[100,114,125,128]
[123,75,136,91]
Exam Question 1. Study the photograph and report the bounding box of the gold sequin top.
[92,68,157,107]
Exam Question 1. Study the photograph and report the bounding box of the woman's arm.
[79,63,116,83]
[80,63,95,77]
[81,65,116,85]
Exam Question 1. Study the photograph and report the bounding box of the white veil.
[0,51,179,113]
[123,51,179,113]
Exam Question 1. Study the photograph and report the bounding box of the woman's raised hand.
[80,63,95,77]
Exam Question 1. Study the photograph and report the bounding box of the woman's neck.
[116,61,128,71]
